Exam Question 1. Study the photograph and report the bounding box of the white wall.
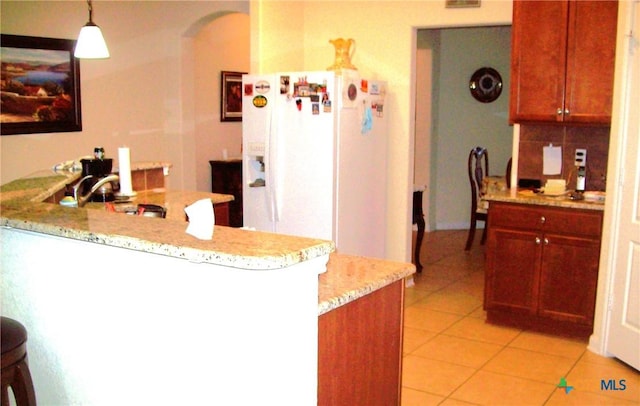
[0,1,249,192]
[1,228,324,405]
[431,26,512,230]
[414,35,435,229]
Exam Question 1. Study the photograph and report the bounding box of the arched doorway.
[182,12,249,192]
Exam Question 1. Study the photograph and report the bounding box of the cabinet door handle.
[535,237,541,245]
[540,216,546,224]
[557,108,563,115]
[544,238,549,245]
[564,109,570,115]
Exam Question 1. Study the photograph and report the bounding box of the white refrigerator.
[242,70,388,258]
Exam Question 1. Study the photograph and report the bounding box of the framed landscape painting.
[1,34,82,135]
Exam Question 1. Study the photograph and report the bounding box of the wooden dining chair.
[465,147,489,251]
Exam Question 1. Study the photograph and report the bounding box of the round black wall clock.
[469,67,502,103]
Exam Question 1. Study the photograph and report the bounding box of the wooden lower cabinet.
[485,228,540,314]
[210,160,242,227]
[318,280,404,405]
[484,202,603,337]
[213,202,230,226]
[537,233,601,325]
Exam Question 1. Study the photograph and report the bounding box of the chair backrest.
[468,147,489,211]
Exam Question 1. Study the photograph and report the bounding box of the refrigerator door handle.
[264,113,275,224]
[270,107,282,223]
[265,105,282,226]
[269,106,284,222]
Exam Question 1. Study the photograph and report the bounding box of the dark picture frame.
[446,0,481,7]
[1,34,82,135]
[221,71,245,122]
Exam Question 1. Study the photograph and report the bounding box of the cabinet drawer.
[542,208,602,237]
[489,202,603,238]
[489,203,546,231]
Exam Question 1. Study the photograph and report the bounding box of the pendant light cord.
[87,0,94,24]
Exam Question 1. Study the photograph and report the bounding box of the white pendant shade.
[74,23,110,59]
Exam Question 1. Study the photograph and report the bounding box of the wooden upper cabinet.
[509,0,619,125]
[565,1,619,124]
[510,1,568,123]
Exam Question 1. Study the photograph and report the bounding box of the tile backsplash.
[518,125,610,191]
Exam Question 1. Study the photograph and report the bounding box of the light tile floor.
[402,230,639,405]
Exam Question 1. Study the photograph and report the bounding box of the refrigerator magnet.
[323,100,332,113]
[255,81,271,94]
[348,84,357,101]
[373,101,384,117]
[244,84,254,96]
[280,76,290,94]
[370,82,380,95]
[322,93,331,113]
[342,70,359,108]
[312,103,319,115]
[361,79,368,93]
[296,99,302,111]
[253,95,268,108]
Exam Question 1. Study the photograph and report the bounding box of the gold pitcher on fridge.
[327,38,357,71]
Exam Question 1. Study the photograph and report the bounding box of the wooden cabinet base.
[484,202,602,339]
[213,202,230,226]
[487,309,592,339]
[210,160,243,227]
[318,280,404,405]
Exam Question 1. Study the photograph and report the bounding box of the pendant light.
[74,0,110,59]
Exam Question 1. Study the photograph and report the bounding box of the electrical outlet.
[575,149,587,166]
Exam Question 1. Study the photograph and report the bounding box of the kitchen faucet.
[73,174,119,207]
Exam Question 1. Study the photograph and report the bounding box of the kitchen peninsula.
[0,165,414,405]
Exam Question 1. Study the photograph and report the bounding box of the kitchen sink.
[56,197,168,218]
[111,203,167,218]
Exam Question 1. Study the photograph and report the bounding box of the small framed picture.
[221,71,246,122]
[446,0,481,8]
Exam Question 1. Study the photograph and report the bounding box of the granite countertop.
[0,167,335,270]
[1,164,416,313]
[115,161,172,173]
[484,188,605,211]
[318,254,415,315]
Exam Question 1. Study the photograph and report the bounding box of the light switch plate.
[575,148,587,166]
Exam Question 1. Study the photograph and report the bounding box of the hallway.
[402,230,639,405]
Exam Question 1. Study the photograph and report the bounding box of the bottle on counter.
[94,147,105,160]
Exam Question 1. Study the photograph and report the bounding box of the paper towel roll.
[118,147,133,196]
